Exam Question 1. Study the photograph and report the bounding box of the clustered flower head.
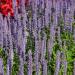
[0,0,29,16]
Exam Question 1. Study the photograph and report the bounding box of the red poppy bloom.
[0,0,29,16]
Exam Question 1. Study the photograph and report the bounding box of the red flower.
[0,0,29,16]
[1,4,14,16]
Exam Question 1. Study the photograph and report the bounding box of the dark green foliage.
[47,57,55,75]
[24,64,27,75]
[60,30,75,74]
[12,52,20,75]
[32,71,36,75]
[26,35,35,54]
[0,48,7,74]
[44,26,50,39]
